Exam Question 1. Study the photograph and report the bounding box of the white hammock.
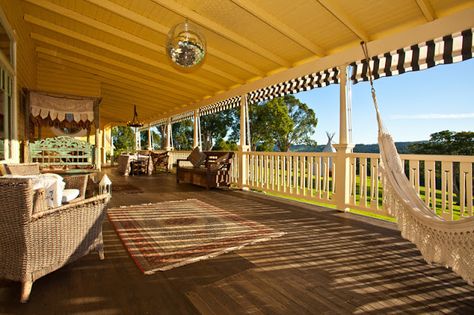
[369,82,474,285]
[358,41,474,285]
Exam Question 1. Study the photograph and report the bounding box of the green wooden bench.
[29,136,95,169]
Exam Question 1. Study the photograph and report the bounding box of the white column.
[238,95,250,190]
[165,118,172,151]
[334,65,354,211]
[11,42,19,162]
[147,126,152,151]
[95,127,101,170]
[135,129,141,152]
[104,126,113,164]
[101,128,106,164]
[193,109,200,149]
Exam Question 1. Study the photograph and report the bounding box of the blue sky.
[296,58,474,145]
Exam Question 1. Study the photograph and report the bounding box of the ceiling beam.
[316,0,369,42]
[24,14,226,91]
[416,0,437,22]
[150,0,291,67]
[37,56,190,104]
[83,0,263,77]
[231,0,325,56]
[31,32,210,97]
[36,50,195,102]
[25,0,243,84]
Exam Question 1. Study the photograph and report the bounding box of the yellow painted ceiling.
[18,0,474,125]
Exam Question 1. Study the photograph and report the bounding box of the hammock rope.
[360,42,474,285]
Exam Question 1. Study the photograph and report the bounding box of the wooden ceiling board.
[99,95,172,123]
[27,17,231,92]
[36,55,195,109]
[335,0,422,38]
[33,39,212,98]
[430,0,474,17]
[83,0,269,76]
[176,0,308,63]
[262,0,357,50]
[100,83,181,106]
[34,41,213,99]
[101,82,188,107]
[37,55,194,105]
[199,30,278,73]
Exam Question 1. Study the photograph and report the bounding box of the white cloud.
[390,113,474,120]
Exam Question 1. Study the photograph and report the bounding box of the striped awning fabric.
[351,28,473,83]
[171,111,194,123]
[199,96,241,116]
[247,67,339,104]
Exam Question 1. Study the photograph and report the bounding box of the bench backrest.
[29,136,95,169]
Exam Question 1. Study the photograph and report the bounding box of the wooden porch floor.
[1,169,473,314]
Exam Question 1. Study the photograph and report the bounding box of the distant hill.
[290,141,425,154]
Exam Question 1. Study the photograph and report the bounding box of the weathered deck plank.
[0,169,473,314]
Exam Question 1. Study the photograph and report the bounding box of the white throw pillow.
[62,189,80,203]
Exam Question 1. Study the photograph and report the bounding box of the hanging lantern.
[127,105,144,128]
[166,19,206,70]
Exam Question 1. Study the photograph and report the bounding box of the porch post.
[108,127,114,163]
[193,109,200,149]
[165,118,172,151]
[135,129,141,152]
[238,94,250,190]
[147,126,152,151]
[95,127,101,170]
[333,65,354,211]
[94,100,101,170]
[103,125,113,165]
[101,128,106,164]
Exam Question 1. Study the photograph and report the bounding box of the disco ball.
[166,20,206,70]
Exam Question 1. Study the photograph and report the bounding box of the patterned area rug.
[107,199,284,274]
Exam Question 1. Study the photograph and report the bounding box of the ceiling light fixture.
[127,105,144,128]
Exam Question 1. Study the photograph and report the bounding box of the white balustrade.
[242,152,337,204]
[164,149,473,221]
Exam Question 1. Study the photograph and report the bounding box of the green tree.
[408,130,474,155]
[243,95,318,152]
[408,130,474,205]
[214,138,238,151]
[172,120,193,150]
[112,126,134,158]
[151,128,162,150]
[200,111,235,151]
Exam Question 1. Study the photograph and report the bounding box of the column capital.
[333,144,355,154]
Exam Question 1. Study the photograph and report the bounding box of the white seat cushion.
[62,189,80,203]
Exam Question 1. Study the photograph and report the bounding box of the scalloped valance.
[29,91,97,123]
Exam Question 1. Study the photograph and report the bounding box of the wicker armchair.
[3,163,41,175]
[2,162,88,203]
[0,177,110,303]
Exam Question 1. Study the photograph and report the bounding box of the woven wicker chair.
[0,177,110,303]
[3,163,41,175]
[2,163,88,202]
